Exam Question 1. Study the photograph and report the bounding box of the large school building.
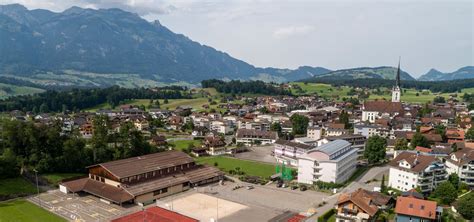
[60,151,223,205]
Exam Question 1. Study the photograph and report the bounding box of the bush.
[314,181,343,190]
[317,209,335,222]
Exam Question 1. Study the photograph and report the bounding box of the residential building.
[235,129,278,146]
[395,196,439,222]
[297,140,358,184]
[307,126,322,140]
[388,152,447,193]
[336,188,392,222]
[60,151,223,205]
[445,148,474,187]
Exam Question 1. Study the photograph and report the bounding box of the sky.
[1,0,472,77]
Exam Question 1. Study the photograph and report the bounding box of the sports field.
[0,199,66,222]
[197,156,276,178]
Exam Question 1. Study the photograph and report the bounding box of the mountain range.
[0,4,471,88]
[417,66,474,81]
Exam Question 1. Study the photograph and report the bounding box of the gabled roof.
[337,188,391,217]
[395,196,437,220]
[363,101,403,114]
[389,152,437,173]
[88,151,194,179]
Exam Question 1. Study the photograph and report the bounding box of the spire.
[396,56,401,88]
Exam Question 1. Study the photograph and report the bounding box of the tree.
[448,173,460,190]
[164,98,169,104]
[394,138,409,150]
[452,143,458,152]
[466,125,474,141]
[364,136,387,164]
[338,110,350,129]
[290,114,309,135]
[270,122,282,135]
[433,96,446,103]
[456,192,474,220]
[39,103,49,113]
[433,181,457,205]
[0,149,19,179]
[410,132,429,149]
[380,174,386,193]
[434,124,447,141]
[91,115,110,163]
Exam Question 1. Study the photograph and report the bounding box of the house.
[354,123,391,138]
[60,151,223,205]
[395,196,439,222]
[445,128,465,143]
[235,129,278,146]
[445,148,474,187]
[336,188,392,222]
[150,135,167,148]
[111,206,198,222]
[388,152,447,193]
[203,136,226,156]
[361,100,403,123]
[298,140,358,184]
[274,140,314,166]
[307,126,322,140]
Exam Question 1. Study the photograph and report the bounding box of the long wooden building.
[60,151,223,205]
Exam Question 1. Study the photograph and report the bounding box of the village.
[0,66,472,222]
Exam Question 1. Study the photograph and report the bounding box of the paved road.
[305,165,389,221]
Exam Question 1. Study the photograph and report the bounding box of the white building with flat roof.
[297,140,358,184]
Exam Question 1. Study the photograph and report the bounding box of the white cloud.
[273,25,314,39]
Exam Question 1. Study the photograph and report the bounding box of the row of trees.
[303,77,474,93]
[201,79,292,95]
[0,116,162,178]
[0,85,189,112]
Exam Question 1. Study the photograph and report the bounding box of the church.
[361,60,403,123]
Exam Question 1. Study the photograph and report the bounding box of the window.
[153,187,169,196]
[100,177,105,183]
[409,204,413,208]
[421,205,425,210]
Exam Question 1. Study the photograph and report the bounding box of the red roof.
[415,146,432,153]
[395,196,437,220]
[112,206,198,222]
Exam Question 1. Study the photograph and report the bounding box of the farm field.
[0,83,44,99]
[292,82,473,103]
[0,199,66,222]
[196,156,276,178]
[0,177,36,196]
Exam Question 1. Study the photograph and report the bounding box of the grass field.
[196,156,276,178]
[169,140,203,151]
[0,199,66,222]
[42,173,85,186]
[0,177,36,196]
[292,82,473,104]
[0,83,44,99]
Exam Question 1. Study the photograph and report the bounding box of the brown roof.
[236,129,278,140]
[275,140,313,150]
[89,151,194,179]
[389,152,437,173]
[124,165,222,196]
[363,101,403,114]
[337,188,391,217]
[61,177,134,203]
[395,196,437,220]
[446,148,474,166]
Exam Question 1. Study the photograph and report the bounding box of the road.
[305,165,389,221]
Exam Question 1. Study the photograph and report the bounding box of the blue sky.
[1,0,472,76]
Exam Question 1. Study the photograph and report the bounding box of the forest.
[0,116,163,179]
[0,85,190,112]
[201,79,292,95]
[303,77,474,93]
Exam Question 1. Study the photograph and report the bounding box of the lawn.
[169,140,203,151]
[41,173,85,186]
[0,177,36,196]
[0,199,66,222]
[0,83,44,99]
[196,156,276,178]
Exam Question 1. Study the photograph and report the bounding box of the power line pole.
[34,169,41,207]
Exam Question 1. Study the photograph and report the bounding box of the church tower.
[391,58,401,102]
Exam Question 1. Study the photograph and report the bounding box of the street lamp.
[33,169,41,207]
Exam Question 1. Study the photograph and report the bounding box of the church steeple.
[392,57,401,103]
[396,57,401,88]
